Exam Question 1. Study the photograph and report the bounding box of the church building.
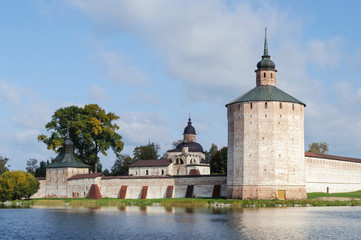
[128,118,211,176]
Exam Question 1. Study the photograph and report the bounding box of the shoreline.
[3,196,361,209]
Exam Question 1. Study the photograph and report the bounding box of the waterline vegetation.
[3,191,361,208]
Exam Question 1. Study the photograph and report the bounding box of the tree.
[26,159,38,175]
[38,104,124,172]
[172,139,183,148]
[34,160,49,178]
[205,143,218,163]
[0,171,40,201]
[0,156,10,175]
[111,154,133,176]
[133,142,160,161]
[308,142,329,154]
[210,147,227,174]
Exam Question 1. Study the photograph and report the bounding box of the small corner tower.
[45,127,90,198]
[226,29,307,200]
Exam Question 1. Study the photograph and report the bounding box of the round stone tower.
[226,29,307,200]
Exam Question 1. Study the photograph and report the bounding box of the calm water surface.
[1,206,361,240]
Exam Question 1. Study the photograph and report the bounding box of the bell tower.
[226,29,307,200]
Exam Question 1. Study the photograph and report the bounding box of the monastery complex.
[32,31,361,200]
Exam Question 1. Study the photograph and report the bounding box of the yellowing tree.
[0,171,40,201]
[38,104,124,172]
[308,142,329,154]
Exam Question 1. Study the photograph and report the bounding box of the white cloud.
[89,84,108,102]
[307,37,343,68]
[0,81,27,107]
[100,50,146,84]
[67,0,361,158]
[116,112,171,149]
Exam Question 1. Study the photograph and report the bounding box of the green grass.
[307,190,361,199]
[3,191,361,209]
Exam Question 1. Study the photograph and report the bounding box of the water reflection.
[2,206,361,239]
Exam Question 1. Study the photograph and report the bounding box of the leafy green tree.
[38,104,124,172]
[133,142,160,161]
[210,147,227,174]
[102,168,110,176]
[35,160,49,178]
[111,154,133,176]
[206,143,218,163]
[308,142,329,154]
[0,156,10,175]
[0,171,40,201]
[26,158,38,175]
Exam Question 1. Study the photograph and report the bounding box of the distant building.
[128,118,210,176]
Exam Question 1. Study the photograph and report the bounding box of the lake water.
[1,206,361,239]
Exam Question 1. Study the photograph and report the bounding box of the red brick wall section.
[141,186,148,199]
[212,185,221,198]
[88,184,102,199]
[166,186,174,198]
[119,186,127,199]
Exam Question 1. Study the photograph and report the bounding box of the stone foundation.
[227,185,307,200]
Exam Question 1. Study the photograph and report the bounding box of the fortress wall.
[305,156,361,193]
[100,175,227,199]
[31,179,46,198]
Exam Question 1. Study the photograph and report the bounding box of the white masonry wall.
[305,156,361,193]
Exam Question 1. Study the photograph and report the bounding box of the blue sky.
[2,0,361,170]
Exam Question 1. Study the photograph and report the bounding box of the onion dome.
[257,28,276,70]
[175,141,204,152]
[183,117,196,135]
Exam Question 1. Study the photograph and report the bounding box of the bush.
[0,171,40,201]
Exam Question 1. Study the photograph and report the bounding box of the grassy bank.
[3,191,361,208]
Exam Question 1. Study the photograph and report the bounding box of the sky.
[2,0,361,171]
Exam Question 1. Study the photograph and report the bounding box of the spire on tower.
[264,28,269,56]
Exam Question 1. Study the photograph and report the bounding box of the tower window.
[271,73,273,78]
[292,104,295,110]
[279,102,282,109]
[265,102,268,109]
[250,103,253,109]
[264,72,266,78]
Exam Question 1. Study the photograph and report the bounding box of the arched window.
[180,159,184,164]
[265,102,268,109]
[161,170,164,175]
[264,72,266,77]
[250,103,253,109]
[145,170,149,175]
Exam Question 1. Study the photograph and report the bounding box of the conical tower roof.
[47,127,90,168]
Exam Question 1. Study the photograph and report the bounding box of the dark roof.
[184,118,196,135]
[200,158,209,164]
[226,85,305,107]
[129,159,172,167]
[68,173,103,180]
[305,152,361,163]
[47,136,90,169]
[168,141,204,153]
[257,28,275,71]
